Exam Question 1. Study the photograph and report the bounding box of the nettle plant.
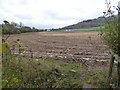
[2,20,24,54]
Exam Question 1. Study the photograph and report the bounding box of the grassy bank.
[2,53,117,88]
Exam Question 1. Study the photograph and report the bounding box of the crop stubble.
[8,31,111,69]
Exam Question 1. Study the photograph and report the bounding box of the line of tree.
[1,21,44,34]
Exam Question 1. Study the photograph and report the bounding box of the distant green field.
[64,26,104,31]
[0,25,2,35]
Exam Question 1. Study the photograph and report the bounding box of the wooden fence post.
[108,54,115,85]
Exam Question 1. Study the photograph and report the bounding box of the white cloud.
[0,0,119,29]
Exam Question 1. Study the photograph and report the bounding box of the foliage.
[101,0,120,55]
[62,16,105,30]
[2,21,24,54]
[1,20,42,35]
[101,0,120,87]
[2,53,115,88]
[2,20,15,34]
[101,17,120,55]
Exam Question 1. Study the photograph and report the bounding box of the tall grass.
[2,53,113,88]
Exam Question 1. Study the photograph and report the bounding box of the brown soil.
[8,31,111,70]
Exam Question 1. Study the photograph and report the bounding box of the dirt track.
[8,31,111,63]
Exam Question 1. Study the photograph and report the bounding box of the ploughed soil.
[8,31,111,70]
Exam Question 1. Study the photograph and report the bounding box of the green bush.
[14,30,21,34]
[102,17,120,54]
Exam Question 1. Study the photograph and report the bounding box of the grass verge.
[2,53,117,88]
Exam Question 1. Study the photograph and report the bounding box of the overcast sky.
[0,0,119,29]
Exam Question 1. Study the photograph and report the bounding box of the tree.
[11,22,18,28]
[19,22,23,27]
[102,0,120,87]
[117,1,120,86]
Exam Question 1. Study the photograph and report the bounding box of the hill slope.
[62,16,105,29]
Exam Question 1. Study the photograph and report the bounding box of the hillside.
[1,16,105,31]
[62,16,105,29]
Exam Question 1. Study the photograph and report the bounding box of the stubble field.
[8,31,111,70]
